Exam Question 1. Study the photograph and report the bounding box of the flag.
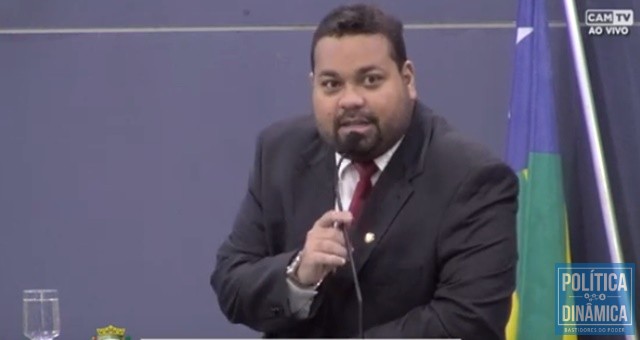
[504,0,575,339]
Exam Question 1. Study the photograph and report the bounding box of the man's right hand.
[294,210,353,286]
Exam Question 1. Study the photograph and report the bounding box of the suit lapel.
[349,170,414,272]
[349,104,431,273]
[290,137,336,247]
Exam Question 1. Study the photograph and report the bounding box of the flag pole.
[561,0,625,264]
[562,3,636,337]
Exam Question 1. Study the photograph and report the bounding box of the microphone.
[335,132,365,339]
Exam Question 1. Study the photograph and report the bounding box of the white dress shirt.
[286,137,404,318]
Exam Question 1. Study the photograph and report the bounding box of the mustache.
[334,111,378,126]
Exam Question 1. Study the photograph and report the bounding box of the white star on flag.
[516,27,533,44]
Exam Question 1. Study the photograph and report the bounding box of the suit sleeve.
[210,132,302,333]
[364,163,519,340]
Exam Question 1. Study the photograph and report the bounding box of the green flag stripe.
[515,152,568,339]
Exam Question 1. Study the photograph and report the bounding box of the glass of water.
[23,289,60,340]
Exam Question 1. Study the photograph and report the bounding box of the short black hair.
[310,4,407,71]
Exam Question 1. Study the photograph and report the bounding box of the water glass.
[23,289,60,340]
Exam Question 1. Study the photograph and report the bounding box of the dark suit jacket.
[211,102,518,339]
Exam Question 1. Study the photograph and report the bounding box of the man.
[211,4,518,339]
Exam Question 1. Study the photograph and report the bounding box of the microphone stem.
[343,228,364,339]
[335,155,365,339]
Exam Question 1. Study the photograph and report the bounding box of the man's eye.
[321,80,341,90]
[363,75,383,87]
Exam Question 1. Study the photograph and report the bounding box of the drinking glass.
[23,289,60,340]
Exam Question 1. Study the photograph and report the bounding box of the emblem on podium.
[91,324,131,340]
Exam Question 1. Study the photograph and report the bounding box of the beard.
[333,110,383,161]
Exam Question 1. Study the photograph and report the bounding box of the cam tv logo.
[586,9,634,36]
[556,263,635,335]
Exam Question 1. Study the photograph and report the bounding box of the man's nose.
[338,85,365,110]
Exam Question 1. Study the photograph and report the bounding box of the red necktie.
[348,161,378,224]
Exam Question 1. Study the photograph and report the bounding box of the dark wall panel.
[1,0,518,28]
[0,1,523,338]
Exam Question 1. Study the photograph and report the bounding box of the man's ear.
[309,71,314,84]
[402,60,417,100]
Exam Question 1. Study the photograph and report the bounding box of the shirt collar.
[335,136,405,178]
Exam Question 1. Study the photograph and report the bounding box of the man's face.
[312,34,417,160]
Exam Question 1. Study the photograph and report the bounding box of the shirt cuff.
[286,277,318,319]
